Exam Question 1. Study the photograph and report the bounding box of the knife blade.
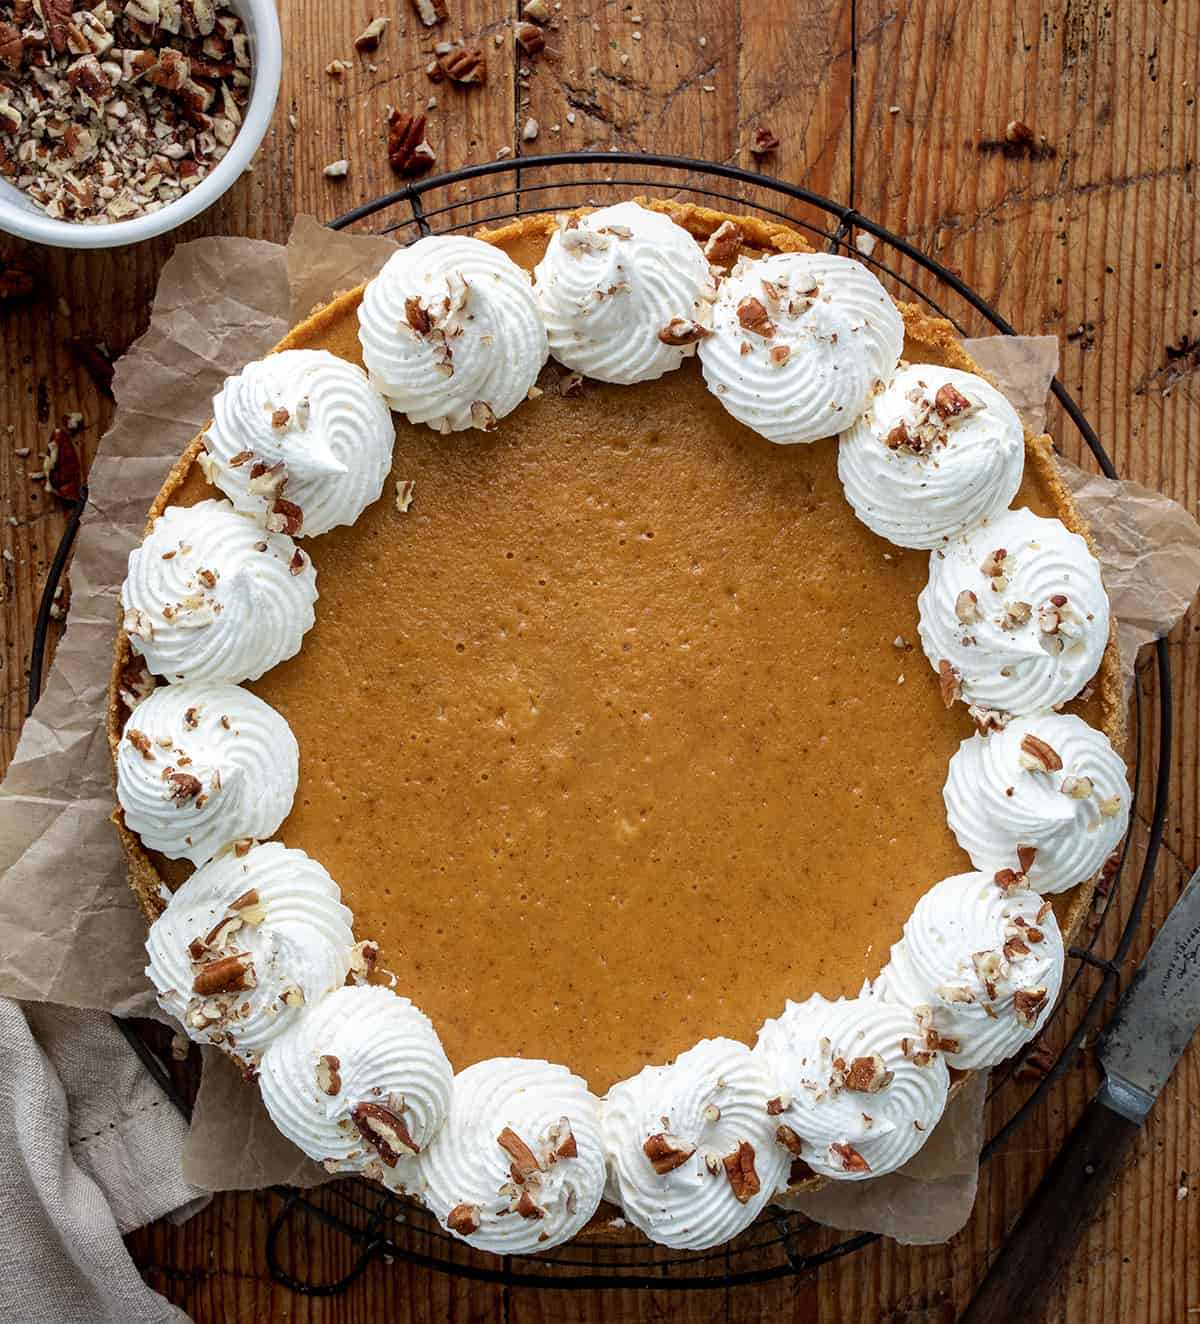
[1097,864,1200,1122]
[960,864,1200,1324]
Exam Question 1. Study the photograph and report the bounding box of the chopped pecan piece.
[439,47,486,84]
[354,16,390,51]
[497,1126,540,1179]
[515,21,544,54]
[775,1123,803,1156]
[1097,794,1122,817]
[703,220,743,265]
[516,1189,545,1219]
[127,729,155,761]
[1061,774,1094,799]
[979,547,1007,578]
[842,1053,894,1093]
[749,125,780,156]
[352,1102,420,1165]
[994,867,1025,891]
[658,317,711,346]
[270,498,303,537]
[0,21,23,73]
[765,1095,787,1115]
[0,251,37,301]
[411,0,448,24]
[547,1116,577,1160]
[955,589,979,623]
[316,1054,342,1095]
[167,771,203,800]
[470,400,499,432]
[446,1202,481,1234]
[1017,844,1038,874]
[830,1142,870,1174]
[722,1141,760,1203]
[934,382,971,418]
[192,951,255,996]
[938,659,961,708]
[1013,987,1048,1028]
[1019,733,1063,773]
[736,296,775,338]
[643,1132,695,1174]
[404,295,432,335]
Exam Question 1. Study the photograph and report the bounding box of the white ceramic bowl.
[0,0,281,249]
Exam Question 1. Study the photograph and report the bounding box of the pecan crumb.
[722,1140,760,1203]
[830,1142,870,1174]
[749,126,780,156]
[643,1132,695,1174]
[736,296,775,338]
[703,220,743,266]
[938,659,962,708]
[1019,733,1063,772]
[658,317,711,346]
[446,1202,481,1234]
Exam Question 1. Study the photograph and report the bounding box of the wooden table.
[1,1,1196,1319]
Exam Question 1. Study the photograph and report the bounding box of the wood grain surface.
[1,0,1197,1320]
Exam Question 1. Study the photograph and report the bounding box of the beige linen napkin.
[0,998,200,1323]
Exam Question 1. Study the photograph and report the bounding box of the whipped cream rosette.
[754,993,950,1181]
[121,499,317,685]
[917,507,1110,715]
[201,350,395,537]
[601,1038,790,1250]
[144,842,355,1064]
[358,235,548,433]
[116,681,298,866]
[259,984,452,1187]
[532,201,717,384]
[698,252,903,444]
[875,872,1066,1070]
[417,1058,607,1253]
[837,364,1025,549]
[945,711,1129,894]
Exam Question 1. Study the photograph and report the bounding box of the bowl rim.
[0,0,282,250]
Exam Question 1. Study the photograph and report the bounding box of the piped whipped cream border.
[118,203,1128,1254]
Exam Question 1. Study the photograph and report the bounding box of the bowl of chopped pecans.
[0,0,281,249]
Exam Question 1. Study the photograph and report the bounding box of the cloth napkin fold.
[0,998,201,1324]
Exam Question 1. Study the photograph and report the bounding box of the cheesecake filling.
[119,205,1124,1253]
[837,363,1025,549]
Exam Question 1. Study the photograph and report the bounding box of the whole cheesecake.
[108,201,1126,1251]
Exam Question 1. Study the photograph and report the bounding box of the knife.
[960,864,1200,1324]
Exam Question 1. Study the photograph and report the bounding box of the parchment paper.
[1,220,1197,1241]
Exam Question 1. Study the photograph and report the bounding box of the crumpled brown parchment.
[0,218,1196,1243]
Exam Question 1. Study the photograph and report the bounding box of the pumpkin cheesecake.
[109,200,1126,1253]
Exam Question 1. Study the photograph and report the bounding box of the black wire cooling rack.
[27,153,1173,1295]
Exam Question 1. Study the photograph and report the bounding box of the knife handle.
[959,1091,1141,1324]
